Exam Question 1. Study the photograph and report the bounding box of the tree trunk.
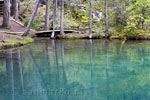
[44,0,50,31]
[11,0,19,19]
[3,0,10,27]
[60,0,64,35]
[23,0,40,36]
[105,0,110,38]
[89,0,92,39]
[51,0,57,38]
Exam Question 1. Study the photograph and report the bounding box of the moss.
[57,34,88,39]
[57,33,104,39]
[110,36,121,39]
[0,35,34,50]
[92,33,105,39]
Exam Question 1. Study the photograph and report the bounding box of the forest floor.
[0,16,36,34]
[0,16,34,50]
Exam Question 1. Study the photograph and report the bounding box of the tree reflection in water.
[1,40,150,100]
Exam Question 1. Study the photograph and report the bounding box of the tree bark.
[89,0,92,39]
[60,0,64,35]
[51,0,57,38]
[44,0,50,31]
[11,0,19,19]
[23,0,40,36]
[105,0,110,37]
[3,0,10,27]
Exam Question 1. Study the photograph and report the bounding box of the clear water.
[0,39,150,100]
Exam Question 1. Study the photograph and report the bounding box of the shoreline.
[0,33,34,50]
[1,32,150,50]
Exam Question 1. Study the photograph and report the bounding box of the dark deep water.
[0,39,150,100]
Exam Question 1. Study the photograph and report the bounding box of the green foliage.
[127,0,150,29]
[4,35,34,45]
[125,15,144,32]
[20,0,150,40]
[0,35,34,49]
[23,16,43,31]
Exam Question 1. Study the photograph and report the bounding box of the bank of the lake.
[57,32,150,40]
[0,33,34,50]
[1,30,150,50]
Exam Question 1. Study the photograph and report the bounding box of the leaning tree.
[23,0,41,36]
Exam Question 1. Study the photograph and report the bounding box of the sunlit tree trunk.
[89,0,92,39]
[105,0,110,38]
[45,0,50,31]
[3,0,10,27]
[23,0,40,36]
[60,0,64,35]
[51,0,57,38]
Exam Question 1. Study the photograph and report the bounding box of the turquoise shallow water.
[0,39,150,100]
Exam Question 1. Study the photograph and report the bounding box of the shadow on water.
[1,39,150,100]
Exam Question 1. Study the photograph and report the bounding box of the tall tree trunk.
[60,0,64,35]
[44,0,50,31]
[51,0,57,38]
[3,0,10,27]
[23,0,40,36]
[105,0,110,38]
[89,0,92,39]
[11,0,19,19]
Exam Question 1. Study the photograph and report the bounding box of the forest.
[1,0,150,41]
[20,0,150,39]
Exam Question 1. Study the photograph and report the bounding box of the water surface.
[0,39,150,100]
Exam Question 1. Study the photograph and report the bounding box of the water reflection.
[1,39,150,100]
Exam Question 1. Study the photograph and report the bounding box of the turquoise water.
[0,39,150,100]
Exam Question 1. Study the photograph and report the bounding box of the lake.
[0,39,150,100]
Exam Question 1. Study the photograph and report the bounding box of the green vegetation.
[0,35,34,49]
[57,33,105,39]
[20,0,150,39]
